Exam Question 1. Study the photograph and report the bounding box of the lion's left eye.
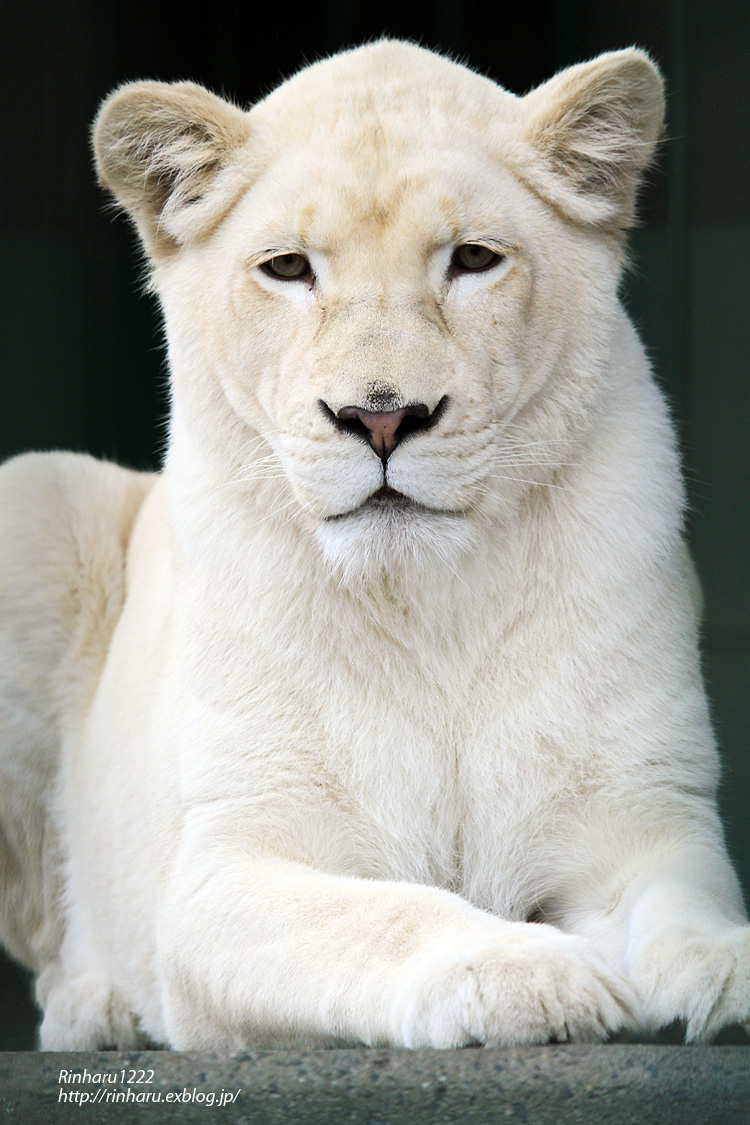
[261,253,312,280]
[451,244,504,273]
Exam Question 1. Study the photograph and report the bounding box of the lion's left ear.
[517,49,665,229]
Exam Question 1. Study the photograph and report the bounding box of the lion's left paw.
[631,925,750,1042]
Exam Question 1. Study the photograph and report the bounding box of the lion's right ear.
[93,81,251,255]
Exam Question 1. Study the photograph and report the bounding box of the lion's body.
[1,41,748,1049]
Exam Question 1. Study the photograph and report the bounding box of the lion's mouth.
[325,486,456,521]
[365,486,413,509]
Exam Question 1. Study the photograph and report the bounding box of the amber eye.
[451,244,504,273]
[261,253,312,280]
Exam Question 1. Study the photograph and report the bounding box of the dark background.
[1,0,748,1048]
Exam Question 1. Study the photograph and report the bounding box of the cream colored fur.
[1,40,749,1049]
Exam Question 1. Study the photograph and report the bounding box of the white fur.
[1,40,748,1050]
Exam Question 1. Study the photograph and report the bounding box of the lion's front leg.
[156,848,635,1049]
[560,840,750,1042]
[623,854,750,1041]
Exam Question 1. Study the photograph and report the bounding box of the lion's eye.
[261,253,312,280]
[451,244,504,273]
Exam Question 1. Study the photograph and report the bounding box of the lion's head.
[94,41,663,585]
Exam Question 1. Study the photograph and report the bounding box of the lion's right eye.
[260,254,312,281]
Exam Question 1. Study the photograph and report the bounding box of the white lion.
[1,40,749,1050]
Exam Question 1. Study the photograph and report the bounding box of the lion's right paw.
[392,926,636,1047]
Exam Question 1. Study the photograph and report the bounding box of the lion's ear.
[93,81,251,255]
[518,49,665,229]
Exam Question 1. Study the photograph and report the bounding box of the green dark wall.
[1,0,748,1048]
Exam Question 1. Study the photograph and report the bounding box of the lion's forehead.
[241,47,526,245]
[230,144,528,260]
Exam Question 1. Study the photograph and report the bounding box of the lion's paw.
[392,926,636,1047]
[631,925,750,1042]
[38,970,142,1050]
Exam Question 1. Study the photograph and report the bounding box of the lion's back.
[0,451,153,968]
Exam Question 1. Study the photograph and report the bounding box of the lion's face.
[174,146,540,572]
[94,41,663,580]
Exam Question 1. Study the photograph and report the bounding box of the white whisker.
[243,497,299,533]
[433,541,474,596]
[492,456,573,468]
[475,474,568,496]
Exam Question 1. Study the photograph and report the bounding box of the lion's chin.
[315,490,474,588]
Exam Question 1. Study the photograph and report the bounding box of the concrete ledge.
[1,1046,749,1123]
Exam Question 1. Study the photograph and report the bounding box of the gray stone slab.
[1,1046,748,1124]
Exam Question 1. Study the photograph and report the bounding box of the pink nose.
[335,405,421,461]
[321,396,449,463]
